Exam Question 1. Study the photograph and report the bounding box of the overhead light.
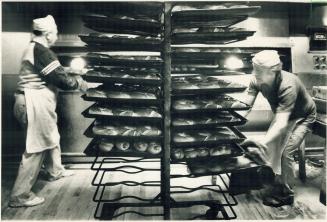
[70,57,86,71]
[224,57,244,70]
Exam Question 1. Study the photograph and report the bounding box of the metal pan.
[82,103,163,123]
[172,110,247,130]
[84,120,163,142]
[83,53,163,67]
[170,142,245,163]
[172,126,246,148]
[83,139,163,158]
[171,95,251,113]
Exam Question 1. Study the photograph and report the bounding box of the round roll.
[197,147,209,157]
[115,141,130,151]
[147,142,162,154]
[171,148,185,160]
[98,139,114,152]
[134,142,148,152]
[184,148,197,159]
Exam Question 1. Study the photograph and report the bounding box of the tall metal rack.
[79,2,272,220]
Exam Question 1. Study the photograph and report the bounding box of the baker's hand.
[241,138,269,161]
[75,76,89,93]
[231,101,247,109]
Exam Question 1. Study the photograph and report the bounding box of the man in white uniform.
[9,15,88,207]
[235,50,316,207]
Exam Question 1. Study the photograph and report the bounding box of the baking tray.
[84,120,163,142]
[172,126,246,148]
[172,110,247,130]
[170,142,245,163]
[172,95,251,113]
[82,103,163,123]
[172,6,261,21]
[83,139,162,158]
[185,155,268,177]
[82,14,162,35]
[83,70,162,86]
[82,86,162,105]
[172,31,255,45]
[172,16,247,28]
[83,53,163,67]
[79,34,162,52]
[85,2,163,20]
[172,76,247,94]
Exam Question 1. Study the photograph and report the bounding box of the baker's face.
[253,63,276,86]
[46,28,58,46]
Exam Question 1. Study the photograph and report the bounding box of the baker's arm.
[45,65,88,92]
[262,112,291,145]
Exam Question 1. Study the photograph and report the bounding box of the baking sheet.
[172,126,246,147]
[83,70,162,86]
[185,154,266,176]
[172,5,261,20]
[82,103,163,123]
[79,34,162,51]
[82,14,162,35]
[84,120,163,141]
[172,16,247,28]
[172,75,247,94]
[172,31,255,45]
[84,139,163,158]
[83,53,163,67]
[83,85,162,105]
[170,142,245,162]
[172,95,251,113]
[172,110,247,130]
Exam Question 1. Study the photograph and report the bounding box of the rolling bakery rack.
[79,2,272,220]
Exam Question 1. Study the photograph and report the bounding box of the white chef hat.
[32,15,57,32]
[252,50,281,68]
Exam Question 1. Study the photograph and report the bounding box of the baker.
[9,15,88,207]
[234,50,316,207]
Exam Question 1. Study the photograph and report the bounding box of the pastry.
[98,139,114,152]
[197,148,209,157]
[147,142,162,154]
[184,148,198,159]
[171,148,184,160]
[115,141,130,151]
[134,142,148,152]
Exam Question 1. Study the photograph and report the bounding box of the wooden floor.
[1,163,326,220]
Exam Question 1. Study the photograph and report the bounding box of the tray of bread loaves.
[83,67,162,86]
[84,120,163,141]
[172,126,245,147]
[170,142,244,163]
[184,154,267,177]
[84,138,163,157]
[83,52,163,67]
[171,4,261,22]
[172,75,246,94]
[83,85,162,105]
[82,103,162,123]
[79,33,163,52]
[172,110,246,130]
[82,14,162,36]
[172,95,251,113]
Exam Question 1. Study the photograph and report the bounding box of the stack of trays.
[171,4,260,45]
[80,4,164,158]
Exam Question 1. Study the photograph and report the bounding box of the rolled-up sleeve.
[276,85,298,113]
[246,76,259,97]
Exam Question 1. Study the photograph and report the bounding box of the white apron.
[265,119,299,174]
[24,86,60,153]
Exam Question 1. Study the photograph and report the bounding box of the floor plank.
[1,164,326,220]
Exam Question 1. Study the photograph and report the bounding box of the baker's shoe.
[9,196,45,208]
[47,170,75,182]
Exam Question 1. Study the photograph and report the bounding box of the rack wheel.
[211,175,217,185]
[205,208,218,220]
